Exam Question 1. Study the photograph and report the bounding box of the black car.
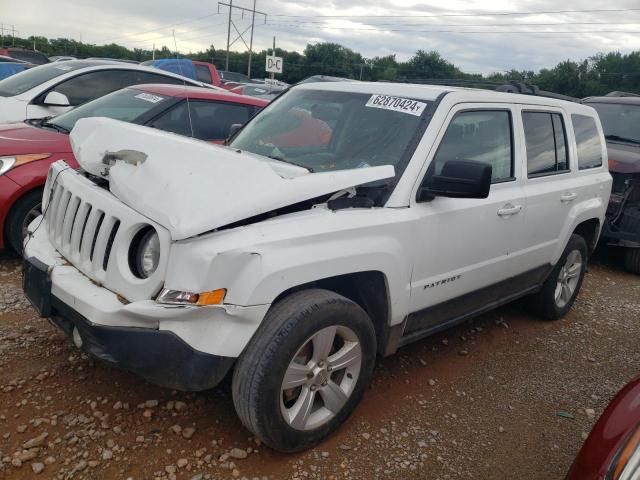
[584,93,640,273]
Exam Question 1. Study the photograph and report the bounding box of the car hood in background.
[607,141,640,174]
[70,117,395,240]
[0,121,71,155]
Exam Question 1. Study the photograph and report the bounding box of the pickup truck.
[23,82,612,452]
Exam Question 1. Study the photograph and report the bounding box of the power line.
[268,7,640,18]
[266,20,640,27]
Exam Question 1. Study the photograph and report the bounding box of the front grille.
[45,182,121,283]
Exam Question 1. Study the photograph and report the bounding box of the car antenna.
[172,29,194,139]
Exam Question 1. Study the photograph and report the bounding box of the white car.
[23,82,612,452]
[0,60,209,122]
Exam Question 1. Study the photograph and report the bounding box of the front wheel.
[232,289,376,452]
[5,189,43,254]
[526,234,588,320]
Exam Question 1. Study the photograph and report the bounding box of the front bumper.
[23,256,234,391]
[22,217,271,391]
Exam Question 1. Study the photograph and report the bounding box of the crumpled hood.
[70,117,395,240]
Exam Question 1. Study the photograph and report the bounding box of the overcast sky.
[4,0,640,74]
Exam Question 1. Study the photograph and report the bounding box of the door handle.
[497,203,522,216]
[560,192,577,202]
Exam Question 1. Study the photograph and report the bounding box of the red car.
[567,376,640,479]
[0,84,267,253]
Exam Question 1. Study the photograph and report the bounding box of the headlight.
[0,154,51,176]
[606,423,640,480]
[129,227,160,278]
[156,288,226,306]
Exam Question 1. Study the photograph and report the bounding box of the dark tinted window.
[49,70,130,106]
[150,100,253,141]
[221,71,249,83]
[587,102,640,144]
[523,112,569,177]
[0,62,91,97]
[433,110,513,182]
[8,49,49,65]
[195,64,212,84]
[121,70,187,86]
[572,114,603,169]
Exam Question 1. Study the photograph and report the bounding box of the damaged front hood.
[70,117,395,240]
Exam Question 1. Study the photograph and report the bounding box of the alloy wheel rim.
[555,249,583,308]
[280,325,362,431]
[21,203,42,240]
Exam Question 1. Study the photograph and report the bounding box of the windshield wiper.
[605,134,640,145]
[267,155,314,173]
[41,121,70,134]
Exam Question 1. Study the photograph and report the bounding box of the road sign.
[266,55,283,74]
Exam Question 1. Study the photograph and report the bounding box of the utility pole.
[270,36,275,80]
[1,24,4,47]
[12,25,15,46]
[219,1,267,73]
[247,0,256,78]
[152,43,156,60]
[225,0,232,70]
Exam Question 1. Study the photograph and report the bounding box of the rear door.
[514,106,581,271]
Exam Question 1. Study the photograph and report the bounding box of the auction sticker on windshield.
[365,95,427,116]
[134,93,164,103]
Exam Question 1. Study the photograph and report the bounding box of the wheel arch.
[271,271,392,356]
[2,185,45,251]
[572,217,601,255]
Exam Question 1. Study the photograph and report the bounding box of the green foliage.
[4,34,640,96]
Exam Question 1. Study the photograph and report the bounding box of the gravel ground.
[0,249,639,480]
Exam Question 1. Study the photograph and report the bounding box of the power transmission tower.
[218,1,266,75]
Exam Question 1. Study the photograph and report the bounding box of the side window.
[195,65,212,84]
[125,71,186,86]
[523,111,569,177]
[149,100,253,141]
[571,114,603,170]
[50,70,130,106]
[432,110,513,182]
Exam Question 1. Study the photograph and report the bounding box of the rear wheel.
[526,234,588,320]
[231,289,376,452]
[5,189,43,254]
[625,248,640,274]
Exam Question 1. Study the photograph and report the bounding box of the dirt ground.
[0,249,639,480]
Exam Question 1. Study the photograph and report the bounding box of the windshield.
[0,62,90,97]
[588,102,640,144]
[49,88,172,132]
[230,89,428,174]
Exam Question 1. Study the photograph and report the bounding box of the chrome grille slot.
[79,208,103,266]
[103,220,120,271]
[54,190,72,243]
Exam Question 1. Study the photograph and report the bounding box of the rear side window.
[523,111,569,177]
[48,70,130,106]
[432,110,513,182]
[571,114,603,169]
[8,49,49,65]
[195,64,212,84]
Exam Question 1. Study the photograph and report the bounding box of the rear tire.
[5,189,43,255]
[232,289,376,452]
[625,248,640,274]
[526,234,588,320]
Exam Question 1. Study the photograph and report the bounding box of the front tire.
[527,234,588,320]
[232,289,376,452]
[624,248,640,274]
[5,189,43,255]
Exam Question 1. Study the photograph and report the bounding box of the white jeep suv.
[23,82,612,452]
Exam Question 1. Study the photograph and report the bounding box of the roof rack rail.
[391,78,579,103]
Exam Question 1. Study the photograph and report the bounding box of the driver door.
[406,104,528,334]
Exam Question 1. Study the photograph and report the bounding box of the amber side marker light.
[156,288,226,306]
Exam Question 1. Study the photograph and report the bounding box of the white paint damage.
[71,117,395,240]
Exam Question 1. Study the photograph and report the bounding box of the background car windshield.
[0,62,86,97]
[589,103,640,143]
[230,89,425,173]
[50,89,170,131]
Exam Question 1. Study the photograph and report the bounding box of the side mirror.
[419,160,492,201]
[42,91,70,107]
